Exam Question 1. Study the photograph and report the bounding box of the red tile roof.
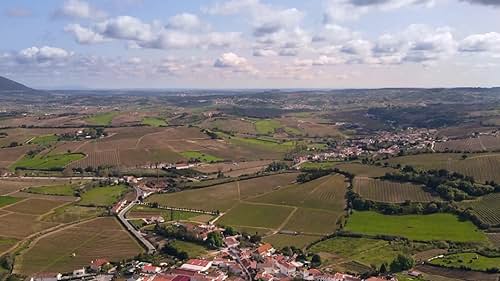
[185,259,211,267]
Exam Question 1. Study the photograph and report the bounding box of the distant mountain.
[0,76,33,92]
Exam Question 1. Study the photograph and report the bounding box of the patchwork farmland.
[459,193,500,227]
[353,177,437,203]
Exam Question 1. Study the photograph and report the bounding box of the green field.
[180,151,223,163]
[78,184,128,207]
[85,112,119,126]
[12,153,85,171]
[170,240,208,258]
[300,161,340,170]
[345,211,488,243]
[310,236,411,269]
[429,253,500,271]
[143,117,167,127]
[0,196,21,208]
[283,208,340,234]
[27,184,78,196]
[29,134,58,145]
[255,119,282,135]
[218,202,294,229]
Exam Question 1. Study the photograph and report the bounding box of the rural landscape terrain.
[0,75,499,281]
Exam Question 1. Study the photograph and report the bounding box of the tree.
[223,226,236,236]
[379,263,388,274]
[206,232,224,249]
[311,254,322,267]
[389,254,414,273]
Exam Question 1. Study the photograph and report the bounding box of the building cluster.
[28,238,402,281]
[296,128,438,163]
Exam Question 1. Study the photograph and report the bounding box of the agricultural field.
[78,184,129,207]
[429,253,500,271]
[126,205,207,222]
[142,117,167,127]
[194,160,273,176]
[15,217,143,275]
[200,118,258,135]
[218,202,294,229]
[434,135,500,152]
[310,237,412,271]
[85,111,119,126]
[4,198,68,215]
[345,211,488,243]
[0,196,21,207]
[300,161,340,170]
[387,153,500,183]
[0,178,74,196]
[147,173,297,212]
[180,151,223,163]
[0,145,34,169]
[459,193,500,227]
[170,240,208,258]
[263,234,319,250]
[247,174,347,211]
[12,153,85,171]
[26,183,81,196]
[0,237,18,254]
[353,177,437,203]
[255,119,282,135]
[28,134,58,146]
[41,205,103,224]
[486,233,500,247]
[336,163,397,177]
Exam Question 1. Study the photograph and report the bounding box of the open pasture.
[255,119,282,135]
[15,217,143,275]
[180,151,223,163]
[78,184,128,207]
[345,211,488,243]
[387,153,500,183]
[12,153,85,171]
[429,253,500,272]
[353,177,437,203]
[200,118,257,135]
[28,134,58,146]
[41,205,103,224]
[27,183,81,196]
[85,111,120,126]
[310,237,411,270]
[459,193,500,227]
[0,196,21,208]
[142,117,167,127]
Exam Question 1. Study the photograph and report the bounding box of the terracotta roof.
[172,276,190,281]
[91,258,109,267]
[256,243,273,254]
[152,274,176,281]
[185,259,211,267]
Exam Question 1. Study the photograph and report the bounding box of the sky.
[1,0,500,89]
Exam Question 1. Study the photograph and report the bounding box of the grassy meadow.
[345,211,488,243]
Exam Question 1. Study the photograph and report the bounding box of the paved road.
[117,186,156,254]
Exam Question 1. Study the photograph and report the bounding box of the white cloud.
[166,13,202,30]
[54,0,106,20]
[16,46,72,64]
[459,32,500,53]
[214,52,248,67]
[253,49,278,57]
[65,15,241,50]
[64,24,107,44]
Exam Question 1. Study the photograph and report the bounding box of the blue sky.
[1,0,500,89]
